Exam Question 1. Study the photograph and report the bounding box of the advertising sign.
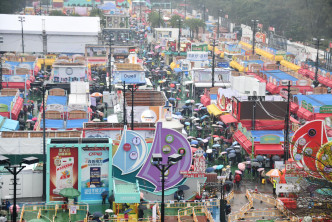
[49,147,78,201]
[301,100,307,109]
[186,52,208,61]
[81,147,109,201]
[193,69,230,83]
[113,71,146,84]
[86,46,108,57]
[319,105,332,113]
[260,135,280,144]
[53,67,86,83]
[307,103,313,113]
[113,47,129,54]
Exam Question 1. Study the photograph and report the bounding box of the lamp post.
[30,81,50,201]
[177,19,182,55]
[217,9,222,40]
[121,81,127,126]
[251,19,259,55]
[211,39,218,87]
[127,84,144,130]
[313,38,324,88]
[0,156,39,222]
[0,36,3,91]
[152,154,183,222]
[106,34,114,93]
[18,16,25,53]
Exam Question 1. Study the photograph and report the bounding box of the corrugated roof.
[0,14,100,35]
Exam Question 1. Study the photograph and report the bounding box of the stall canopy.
[173,68,182,73]
[207,104,223,116]
[0,116,19,131]
[290,102,299,113]
[297,107,314,121]
[233,130,252,154]
[266,82,279,94]
[220,114,238,124]
[114,181,140,203]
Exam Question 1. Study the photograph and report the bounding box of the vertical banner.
[81,147,109,201]
[49,147,79,201]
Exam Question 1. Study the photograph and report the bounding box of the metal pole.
[212,39,215,87]
[252,20,257,55]
[42,86,46,200]
[0,53,2,91]
[109,37,112,93]
[252,102,256,130]
[220,183,226,222]
[18,17,25,53]
[158,8,161,28]
[139,2,142,23]
[40,0,42,15]
[161,164,165,222]
[217,10,220,40]
[314,39,320,87]
[123,81,126,126]
[184,0,186,20]
[178,19,181,54]
[284,82,291,163]
[13,167,17,222]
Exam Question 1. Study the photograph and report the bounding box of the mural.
[136,122,192,192]
[113,126,149,175]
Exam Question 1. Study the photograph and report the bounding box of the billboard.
[193,68,230,83]
[53,66,86,83]
[49,147,79,201]
[81,147,110,201]
[113,71,146,84]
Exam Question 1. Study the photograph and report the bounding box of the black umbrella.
[178,185,190,190]
[123,208,133,214]
[228,153,236,158]
[101,191,109,196]
[272,155,281,161]
[93,212,103,218]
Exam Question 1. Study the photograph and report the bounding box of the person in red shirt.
[234,173,242,189]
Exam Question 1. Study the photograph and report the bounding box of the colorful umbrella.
[266,169,281,177]
[257,168,264,172]
[238,163,245,171]
[91,92,103,97]
[59,188,81,198]
[235,170,242,174]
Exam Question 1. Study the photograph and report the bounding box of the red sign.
[49,147,78,201]
[123,143,131,152]
[180,171,206,178]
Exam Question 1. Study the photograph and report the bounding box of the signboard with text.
[113,71,146,84]
[81,147,109,201]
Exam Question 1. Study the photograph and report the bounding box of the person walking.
[272,178,277,196]
[234,173,241,189]
[108,191,114,209]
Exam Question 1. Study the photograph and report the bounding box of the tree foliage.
[49,10,65,16]
[148,11,165,28]
[0,0,26,14]
[201,0,332,42]
[185,18,205,39]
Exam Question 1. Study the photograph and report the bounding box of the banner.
[49,147,78,201]
[80,147,109,201]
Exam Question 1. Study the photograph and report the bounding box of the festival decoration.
[316,141,332,182]
[113,126,148,175]
[137,122,192,192]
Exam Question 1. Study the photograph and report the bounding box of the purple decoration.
[136,122,192,192]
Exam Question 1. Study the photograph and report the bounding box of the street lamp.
[251,19,259,55]
[18,16,25,53]
[211,39,218,87]
[177,19,182,55]
[152,153,182,222]
[0,155,39,222]
[313,38,324,88]
[105,33,114,92]
[217,9,222,40]
[0,36,3,91]
[30,81,51,201]
[127,83,145,130]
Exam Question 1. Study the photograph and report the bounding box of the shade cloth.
[220,114,238,124]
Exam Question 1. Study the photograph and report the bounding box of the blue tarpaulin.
[47,96,67,106]
[173,68,182,73]
[40,119,64,129]
[261,70,298,84]
[0,116,19,131]
[250,130,287,142]
[66,119,88,129]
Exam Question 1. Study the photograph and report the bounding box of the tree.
[169,15,182,28]
[49,10,65,16]
[148,11,164,28]
[185,18,205,39]
[0,0,25,14]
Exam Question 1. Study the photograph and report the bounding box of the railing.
[228,189,253,222]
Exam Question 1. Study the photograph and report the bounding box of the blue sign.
[217,62,229,68]
[113,71,146,84]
